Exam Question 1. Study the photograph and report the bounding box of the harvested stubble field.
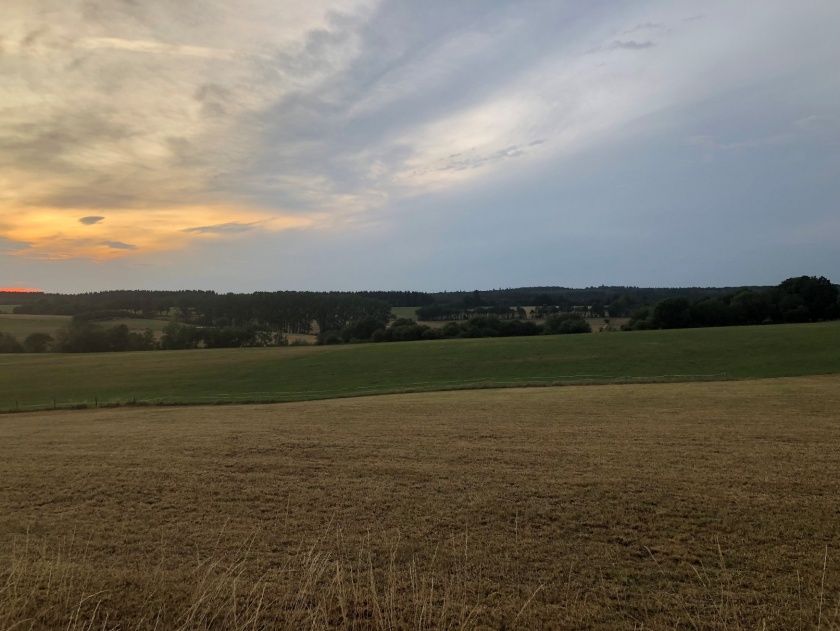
[1,376,839,629]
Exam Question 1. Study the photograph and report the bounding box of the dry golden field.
[2,376,840,629]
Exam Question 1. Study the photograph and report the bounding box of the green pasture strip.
[1,321,839,412]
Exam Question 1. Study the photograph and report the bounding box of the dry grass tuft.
[1,528,530,630]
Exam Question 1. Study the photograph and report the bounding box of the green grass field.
[0,314,72,338]
[390,305,419,320]
[2,321,839,411]
[98,317,171,332]
[0,314,169,340]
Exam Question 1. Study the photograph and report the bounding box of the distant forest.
[0,277,837,353]
[1,284,774,318]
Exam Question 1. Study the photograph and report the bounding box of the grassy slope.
[2,321,839,411]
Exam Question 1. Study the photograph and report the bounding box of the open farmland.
[390,305,420,320]
[0,314,71,338]
[1,376,839,629]
[97,317,172,332]
[1,321,840,412]
[0,314,170,340]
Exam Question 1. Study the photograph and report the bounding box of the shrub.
[652,298,692,329]
[543,314,591,335]
[340,317,388,342]
[23,332,53,353]
[318,330,344,345]
[0,333,23,353]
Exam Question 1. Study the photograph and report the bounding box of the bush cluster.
[0,324,156,354]
[319,314,590,345]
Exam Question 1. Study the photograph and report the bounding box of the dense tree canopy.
[628,276,839,330]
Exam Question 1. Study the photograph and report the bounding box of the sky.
[1,0,839,292]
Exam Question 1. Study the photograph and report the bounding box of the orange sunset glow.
[0,206,315,262]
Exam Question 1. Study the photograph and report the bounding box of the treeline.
[11,291,391,334]
[159,322,275,349]
[4,285,773,322]
[355,291,435,307]
[0,312,592,354]
[0,325,156,354]
[416,304,529,321]
[0,321,280,354]
[2,277,835,353]
[319,313,591,345]
[627,276,839,330]
[421,286,766,317]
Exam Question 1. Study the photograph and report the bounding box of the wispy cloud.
[607,40,656,50]
[623,22,665,35]
[0,237,29,251]
[76,37,235,60]
[102,240,137,250]
[183,221,258,234]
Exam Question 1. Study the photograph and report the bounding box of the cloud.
[0,237,30,251]
[77,37,235,60]
[0,0,380,216]
[608,40,656,50]
[794,115,840,133]
[182,221,258,234]
[0,205,314,261]
[102,240,137,250]
[79,215,105,225]
[623,22,665,35]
